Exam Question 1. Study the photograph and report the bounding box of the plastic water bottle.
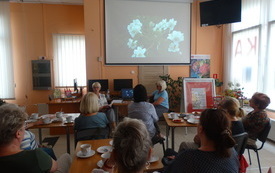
[106,89,110,100]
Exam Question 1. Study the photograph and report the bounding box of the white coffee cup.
[66,116,73,122]
[43,117,51,124]
[31,113,39,119]
[171,113,178,119]
[101,152,111,162]
[56,112,63,118]
[80,144,91,156]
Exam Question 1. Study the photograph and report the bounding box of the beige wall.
[10,3,84,109]
[9,0,224,111]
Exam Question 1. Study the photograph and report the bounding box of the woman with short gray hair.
[0,104,58,172]
[150,80,169,118]
[102,118,152,173]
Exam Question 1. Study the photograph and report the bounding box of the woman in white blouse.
[92,82,116,131]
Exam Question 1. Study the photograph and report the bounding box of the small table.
[69,139,163,173]
[163,113,197,150]
[29,113,80,154]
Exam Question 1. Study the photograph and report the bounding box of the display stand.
[182,78,216,113]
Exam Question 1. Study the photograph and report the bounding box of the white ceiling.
[9,0,83,5]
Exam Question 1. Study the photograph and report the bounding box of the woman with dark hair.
[179,97,245,152]
[164,109,239,173]
[128,84,159,138]
[242,92,271,145]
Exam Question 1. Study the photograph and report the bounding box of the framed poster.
[182,78,216,112]
[190,55,210,78]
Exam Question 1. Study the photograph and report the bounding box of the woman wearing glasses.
[0,104,57,173]
[150,80,169,119]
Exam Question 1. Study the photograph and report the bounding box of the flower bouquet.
[223,82,246,99]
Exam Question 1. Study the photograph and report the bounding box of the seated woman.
[179,97,245,151]
[242,92,270,145]
[102,118,152,173]
[165,109,239,173]
[219,96,245,135]
[150,80,169,118]
[74,92,109,135]
[128,84,159,139]
[92,82,116,130]
[0,104,58,173]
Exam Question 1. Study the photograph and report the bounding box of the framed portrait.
[182,78,216,112]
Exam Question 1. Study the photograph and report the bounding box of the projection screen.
[105,0,191,65]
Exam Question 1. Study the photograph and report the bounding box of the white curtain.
[0,2,15,99]
[225,0,275,110]
[53,34,86,87]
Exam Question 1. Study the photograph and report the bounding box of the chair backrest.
[74,127,109,147]
[258,120,271,143]
[257,120,271,150]
[233,132,248,155]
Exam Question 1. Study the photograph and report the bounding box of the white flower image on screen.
[132,46,146,57]
[167,31,184,54]
[127,19,143,38]
[127,18,184,58]
[127,39,138,49]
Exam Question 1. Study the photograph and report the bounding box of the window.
[229,0,275,110]
[0,2,15,99]
[53,34,86,87]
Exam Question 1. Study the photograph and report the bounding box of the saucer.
[52,118,63,123]
[76,150,95,158]
[97,160,104,168]
[92,168,108,173]
[26,119,37,123]
[43,120,52,124]
[187,119,199,124]
[97,146,113,153]
[64,120,74,124]
[149,155,159,163]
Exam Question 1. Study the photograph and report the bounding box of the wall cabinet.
[32,60,52,90]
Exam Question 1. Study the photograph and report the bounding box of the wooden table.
[29,113,80,154]
[48,99,81,135]
[70,139,163,173]
[163,113,197,150]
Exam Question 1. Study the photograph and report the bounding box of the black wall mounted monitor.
[200,0,241,27]
[113,79,133,91]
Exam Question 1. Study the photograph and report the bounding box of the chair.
[152,122,166,154]
[74,127,109,147]
[232,132,248,155]
[245,120,271,173]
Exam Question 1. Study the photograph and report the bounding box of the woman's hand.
[153,97,164,106]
